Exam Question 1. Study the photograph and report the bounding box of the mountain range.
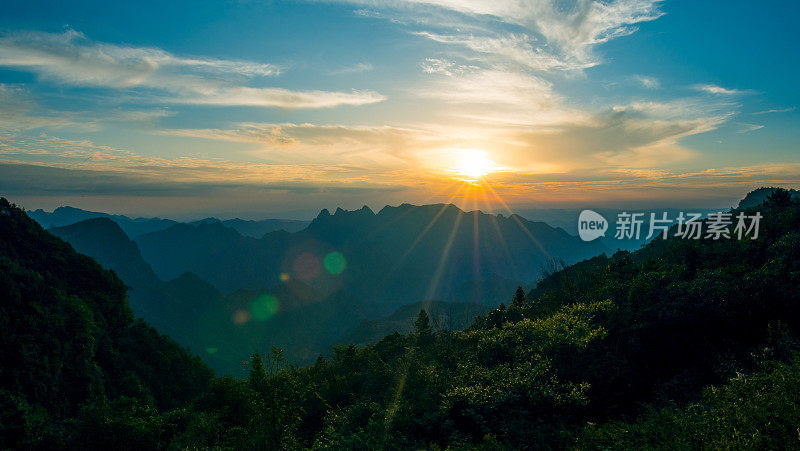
[28,206,309,238]
[37,202,608,373]
[135,203,607,308]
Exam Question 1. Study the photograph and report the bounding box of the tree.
[248,353,268,395]
[766,188,794,207]
[414,309,431,336]
[513,286,526,305]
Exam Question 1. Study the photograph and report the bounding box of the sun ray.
[377,182,470,286]
[364,179,464,241]
[480,175,555,261]
[424,207,463,300]
[477,185,521,283]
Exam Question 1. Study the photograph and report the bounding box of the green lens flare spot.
[250,294,279,321]
[324,251,347,275]
[206,347,218,354]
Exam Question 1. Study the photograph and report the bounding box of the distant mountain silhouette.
[29,206,179,238]
[43,216,366,372]
[47,218,242,373]
[28,205,310,239]
[49,218,162,290]
[136,203,607,314]
[43,203,607,372]
[190,217,310,237]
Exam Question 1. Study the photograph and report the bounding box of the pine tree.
[513,286,526,305]
[414,309,431,335]
[248,353,268,395]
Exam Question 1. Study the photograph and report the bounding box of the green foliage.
[0,198,212,447]
[580,357,800,449]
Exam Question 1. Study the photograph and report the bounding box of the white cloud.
[419,58,479,76]
[339,0,663,70]
[633,74,660,89]
[329,62,374,74]
[0,83,180,130]
[174,86,385,109]
[737,123,764,134]
[693,83,749,95]
[417,67,556,106]
[0,29,385,109]
[752,107,795,115]
[413,31,574,71]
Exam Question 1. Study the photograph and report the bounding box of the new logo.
[578,210,608,242]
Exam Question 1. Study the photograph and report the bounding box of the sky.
[0,0,798,219]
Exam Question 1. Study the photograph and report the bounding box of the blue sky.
[0,0,798,218]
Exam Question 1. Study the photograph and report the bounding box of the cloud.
[413,31,574,71]
[0,162,409,199]
[160,122,448,170]
[693,83,750,95]
[416,67,557,106]
[0,29,385,109]
[633,74,660,89]
[0,84,75,129]
[157,90,733,177]
[419,58,478,76]
[329,62,374,75]
[737,123,764,134]
[174,86,385,108]
[752,107,795,115]
[338,0,663,70]
[0,83,178,131]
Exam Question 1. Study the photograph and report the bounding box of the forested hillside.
[0,198,212,448]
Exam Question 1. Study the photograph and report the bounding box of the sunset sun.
[455,150,497,179]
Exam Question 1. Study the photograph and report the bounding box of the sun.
[455,149,496,179]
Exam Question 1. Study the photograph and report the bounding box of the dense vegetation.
[2,188,799,448]
[0,198,213,448]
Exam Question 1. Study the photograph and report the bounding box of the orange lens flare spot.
[233,309,251,324]
[293,252,321,281]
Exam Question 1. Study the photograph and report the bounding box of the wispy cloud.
[0,83,176,130]
[633,74,660,89]
[329,62,374,75]
[419,58,478,76]
[693,83,749,95]
[737,123,764,134]
[341,0,663,71]
[0,29,385,109]
[413,31,573,71]
[416,67,557,107]
[752,106,795,115]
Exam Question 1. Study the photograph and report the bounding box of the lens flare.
[233,309,251,324]
[324,251,347,274]
[293,252,321,281]
[250,294,279,321]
